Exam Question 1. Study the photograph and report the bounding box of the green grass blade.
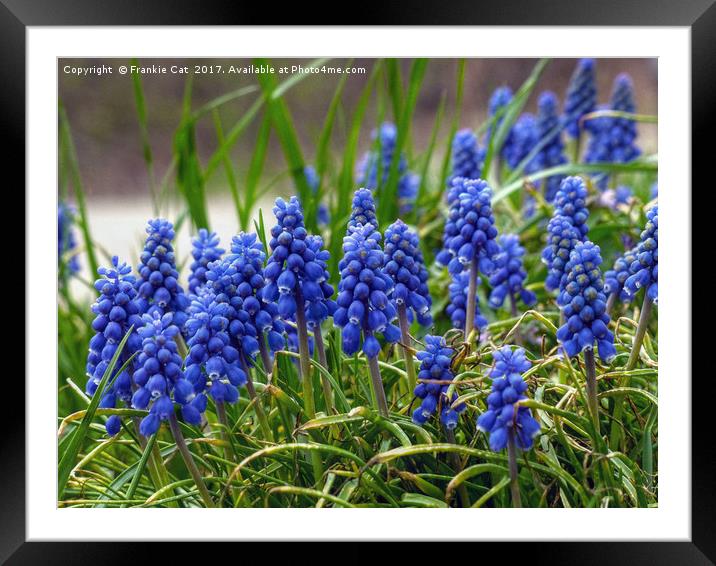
[129,58,158,215]
[241,110,272,230]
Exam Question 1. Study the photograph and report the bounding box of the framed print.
[5,0,712,562]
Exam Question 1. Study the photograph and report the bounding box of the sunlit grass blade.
[129,59,159,215]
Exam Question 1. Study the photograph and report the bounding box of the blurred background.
[58,57,657,292]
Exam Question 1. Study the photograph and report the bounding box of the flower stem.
[294,286,324,485]
[507,430,522,508]
[215,400,236,463]
[240,355,273,442]
[605,291,617,316]
[610,294,653,449]
[167,412,215,508]
[397,303,417,395]
[509,293,523,346]
[464,259,479,340]
[313,326,334,415]
[583,348,600,434]
[445,427,470,507]
[258,336,273,376]
[367,349,390,418]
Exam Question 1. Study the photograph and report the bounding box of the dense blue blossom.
[477,347,540,451]
[585,73,641,189]
[526,91,567,202]
[411,335,466,429]
[188,229,224,294]
[304,165,330,227]
[542,215,582,292]
[132,311,204,435]
[563,58,596,138]
[449,129,485,184]
[436,177,500,276]
[553,176,590,238]
[348,188,379,234]
[334,223,401,357]
[604,247,638,302]
[446,270,488,331]
[227,232,286,353]
[624,206,658,304]
[135,218,189,329]
[383,220,432,326]
[357,122,420,214]
[488,234,536,309]
[86,256,143,436]
[184,293,248,406]
[58,202,80,275]
[487,86,514,154]
[503,113,539,170]
[556,241,616,362]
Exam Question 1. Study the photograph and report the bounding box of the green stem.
[464,259,479,340]
[509,293,523,346]
[445,428,470,507]
[240,356,273,442]
[397,303,417,394]
[215,400,236,463]
[258,337,273,376]
[367,348,390,418]
[167,413,215,508]
[313,326,334,414]
[583,348,600,435]
[605,291,617,316]
[507,431,522,508]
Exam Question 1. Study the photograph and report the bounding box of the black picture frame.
[6,0,709,562]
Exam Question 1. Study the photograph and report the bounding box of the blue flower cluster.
[447,270,488,331]
[488,234,537,309]
[556,241,616,361]
[334,222,401,357]
[86,256,143,436]
[604,247,638,302]
[412,335,466,430]
[188,229,224,294]
[184,294,248,405]
[487,86,514,150]
[348,188,379,234]
[58,202,80,275]
[526,91,567,202]
[135,218,189,329]
[553,176,590,238]
[477,347,540,451]
[132,312,203,435]
[357,122,420,214]
[542,216,581,292]
[383,220,432,326]
[303,234,337,328]
[585,73,641,189]
[503,113,538,170]
[437,177,500,276]
[450,129,485,184]
[228,232,286,352]
[624,205,658,304]
[563,58,596,138]
[304,165,330,227]
[263,197,335,329]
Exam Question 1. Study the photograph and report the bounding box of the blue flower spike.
[604,246,638,313]
[85,256,143,436]
[527,91,568,202]
[411,335,466,430]
[58,202,80,277]
[563,58,597,139]
[304,165,330,227]
[450,129,486,185]
[447,270,488,333]
[486,86,514,158]
[488,234,537,311]
[624,206,658,306]
[188,229,224,294]
[135,218,190,330]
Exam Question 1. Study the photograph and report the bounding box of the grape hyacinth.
[348,188,379,234]
[411,335,466,430]
[477,346,540,451]
[553,176,590,239]
[563,58,597,138]
[446,270,488,332]
[335,222,401,416]
[542,215,582,293]
[357,122,420,214]
[585,73,641,189]
[188,229,224,294]
[527,91,567,202]
[486,86,514,155]
[135,218,189,329]
[58,202,80,275]
[488,234,537,311]
[503,113,539,170]
[304,165,330,227]
[556,241,616,362]
[449,129,485,184]
[132,311,203,435]
[85,256,143,436]
[624,205,658,305]
[604,246,638,311]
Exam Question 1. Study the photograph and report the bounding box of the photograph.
[56,56,658,509]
